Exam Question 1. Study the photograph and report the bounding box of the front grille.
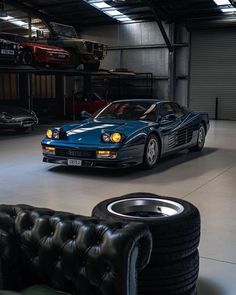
[0,41,15,50]
[22,119,35,125]
[86,42,93,53]
[56,148,96,159]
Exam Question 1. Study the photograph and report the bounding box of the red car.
[0,33,70,66]
[66,92,110,119]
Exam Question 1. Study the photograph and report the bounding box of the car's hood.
[23,42,69,53]
[61,119,153,145]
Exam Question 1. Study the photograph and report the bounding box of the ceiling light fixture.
[0,15,48,32]
[86,0,132,22]
[213,0,231,5]
[221,7,236,12]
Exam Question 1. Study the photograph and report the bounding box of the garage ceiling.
[1,0,236,31]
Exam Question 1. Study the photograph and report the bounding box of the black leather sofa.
[0,205,152,295]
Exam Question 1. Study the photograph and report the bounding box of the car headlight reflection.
[52,129,60,139]
[46,129,60,139]
[102,133,111,142]
[46,129,53,138]
[110,133,122,143]
[102,132,123,143]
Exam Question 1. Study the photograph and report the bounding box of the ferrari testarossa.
[42,99,209,169]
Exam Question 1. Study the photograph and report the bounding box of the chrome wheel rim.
[146,138,158,166]
[198,126,205,148]
[107,198,184,219]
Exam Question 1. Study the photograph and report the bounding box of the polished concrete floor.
[0,120,236,295]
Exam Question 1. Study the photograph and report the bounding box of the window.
[159,103,175,118]
[172,103,186,118]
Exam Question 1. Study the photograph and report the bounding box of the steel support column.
[146,0,173,52]
[19,72,32,109]
[168,23,177,101]
[55,74,65,118]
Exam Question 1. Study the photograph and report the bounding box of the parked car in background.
[66,92,109,119]
[0,106,38,132]
[0,38,20,64]
[42,100,209,169]
[0,32,70,66]
[37,22,107,71]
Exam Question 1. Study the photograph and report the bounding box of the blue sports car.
[42,99,209,169]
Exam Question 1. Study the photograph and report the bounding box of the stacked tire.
[92,193,201,295]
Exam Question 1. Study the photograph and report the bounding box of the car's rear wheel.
[189,123,206,152]
[21,49,34,65]
[142,134,160,169]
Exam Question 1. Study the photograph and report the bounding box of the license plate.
[1,49,14,55]
[67,159,82,166]
[58,54,65,58]
[23,123,32,127]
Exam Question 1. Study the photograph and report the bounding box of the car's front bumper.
[0,117,38,129]
[43,154,141,169]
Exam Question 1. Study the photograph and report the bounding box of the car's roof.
[112,99,166,104]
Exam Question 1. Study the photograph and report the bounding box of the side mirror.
[164,114,176,121]
[80,110,91,119]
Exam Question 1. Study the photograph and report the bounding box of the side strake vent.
[168,124,193,149]
[177,124,193,146]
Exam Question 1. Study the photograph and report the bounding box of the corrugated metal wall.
[81,22,190,105]
[190,28,236,120]
[0,74,19,100]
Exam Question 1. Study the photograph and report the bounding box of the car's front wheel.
[189,123,206,152]
[21,49,34,65]
[142,134,160,169]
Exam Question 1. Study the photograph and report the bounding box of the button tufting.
[72,234,76,239]
[50,232,54,236]
[58,256,62,261]
[105,265,111,272]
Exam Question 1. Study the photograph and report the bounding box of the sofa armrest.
[0,211,22,290]
[87,222,152,295]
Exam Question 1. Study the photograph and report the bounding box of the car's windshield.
[95,102,157,122]
[50,22,78,38]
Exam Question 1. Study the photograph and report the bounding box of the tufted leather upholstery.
[0,205,152,295]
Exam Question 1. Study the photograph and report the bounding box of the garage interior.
[1,0,236,294]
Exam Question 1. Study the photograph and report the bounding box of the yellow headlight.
[110,133,122,143]
[46,129,53,138]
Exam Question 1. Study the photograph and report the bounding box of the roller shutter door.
[190,28,236,120]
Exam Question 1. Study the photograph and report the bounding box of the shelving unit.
[0,65,153,119]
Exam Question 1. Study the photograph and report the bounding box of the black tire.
[142,134,160,169]
[68,49,81,68]
[189,123,206,152]
[83,61,100,71]
[139,251,199,295]
[21,49,34,65]
[14,127,28,133]
[92,193,201,263]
